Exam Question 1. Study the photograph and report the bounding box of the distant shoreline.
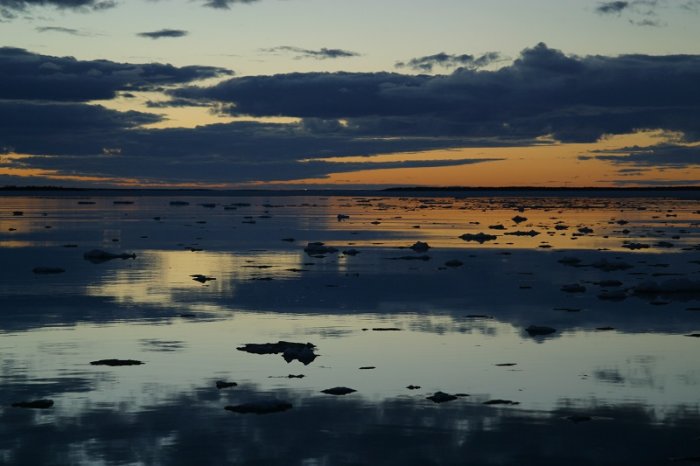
[1,185,700,199]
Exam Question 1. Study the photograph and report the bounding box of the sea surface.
[1,191,700,465]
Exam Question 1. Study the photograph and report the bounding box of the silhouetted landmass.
[0,186,90,191]
[383,186,700,192]
[1,185,699,198]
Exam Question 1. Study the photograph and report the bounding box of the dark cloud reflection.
[1,383,698,466]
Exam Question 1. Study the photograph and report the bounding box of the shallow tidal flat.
[1,193,700,465]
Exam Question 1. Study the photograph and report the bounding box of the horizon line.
[2,185,700,193]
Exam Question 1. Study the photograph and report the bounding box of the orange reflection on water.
[299,196,700,253]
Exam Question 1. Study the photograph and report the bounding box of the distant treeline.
[383,186,700,192]
[0,186,89,191]
[2,185,699,194]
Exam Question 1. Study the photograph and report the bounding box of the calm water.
[1,193,700,465]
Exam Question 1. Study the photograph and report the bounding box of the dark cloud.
[1,0,267,19]
[176,72,427,119]
[0,0,114,18]
[0,112,501,183]
[595,0,700,26]
[174,43,700,143]
[682,0,700,10]
[395,52,501,72]
[0,100,161,155]
[630,18,663,26]
[9,152,500,184]
[0,47,230,101]
[606,177,699,185]
[0,0,113,8]
[3,43,700,185]
[0,100,160,132]
[587,144,700,167]
[137,29,188,39]
[0,47,499,184]
[200,0,259,8]
[264,46,360,60]
[35,26,83,35]
[145,97,211,108]
[596,1,630,14]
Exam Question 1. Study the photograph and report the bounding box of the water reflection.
[2,383,699,465]
[1,316,697,414]
[1,193,700,465]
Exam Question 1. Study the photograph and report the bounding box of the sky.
[1,0,700,188]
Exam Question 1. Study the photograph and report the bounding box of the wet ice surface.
[1,193,700,465]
